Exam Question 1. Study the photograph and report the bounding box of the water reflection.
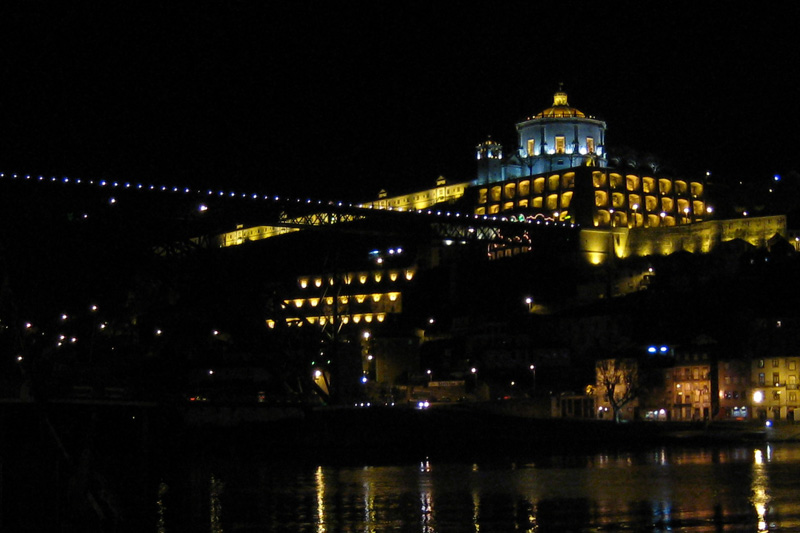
[162,444,800,531]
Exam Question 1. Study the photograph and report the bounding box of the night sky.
[1,3,798,202]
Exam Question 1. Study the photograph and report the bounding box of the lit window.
[586,137,595,154]
[555,136,566,154]
[527,139,535,156]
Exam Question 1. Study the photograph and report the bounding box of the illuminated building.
[717,359,751,420]
[476,85,607,185]
[472,87,704,228]
[751,356,800,421]
[357,175,469,212]
[354,86,788,265]
[663,352,714,421]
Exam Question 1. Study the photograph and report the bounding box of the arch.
[548,174,560,191]
[612,192,626,209]
[593,171,607,188]
[628,194,641,210]
[490,186,502,202]
[610,173,623,189]
[595,190,608,207]
[661,197,674,213]
[658,178,672,195]
[693,200,705,215]
[645,195,658,212]
[477,188,488,204]
[518,180,531,197]
[691,182,704,197]
[546,194,558,210]
[533,177,546,194]
[561,191,573,208]
[626,175,640,191]
[562,172,576,189]
[532,197,543,208]
[642,177,655,193]
[677,198,690,218]
[504,183,516,199]
[594,209,611,227]
[674,180,688,195]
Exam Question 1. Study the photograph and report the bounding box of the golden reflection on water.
[315,465,326,533]
[752,446,770,533]
[168,444,800,531]
[363,466,376,533]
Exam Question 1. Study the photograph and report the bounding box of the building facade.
[751,356,800,421]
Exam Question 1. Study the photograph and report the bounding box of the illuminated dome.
[533,89,586,119]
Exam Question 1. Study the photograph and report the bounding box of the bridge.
[0,171,580,255]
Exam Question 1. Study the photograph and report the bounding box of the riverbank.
[168,403,775,465]
[0,399,783,467]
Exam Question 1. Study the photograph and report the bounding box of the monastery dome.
[533,89,585,119]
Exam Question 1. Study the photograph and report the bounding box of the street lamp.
[427,369,432,382]
[524,297,533,312]
[530,364,536,393]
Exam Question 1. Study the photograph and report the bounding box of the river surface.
[150,443,800,532]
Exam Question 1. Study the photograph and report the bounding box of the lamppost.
[530,364,536,393]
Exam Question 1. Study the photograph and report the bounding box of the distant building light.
[648,346,657,353]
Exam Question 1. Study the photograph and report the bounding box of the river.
[151,443,799,532]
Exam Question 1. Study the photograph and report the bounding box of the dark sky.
[1,3,798,202]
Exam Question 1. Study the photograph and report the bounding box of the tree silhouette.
[596,358,639,422]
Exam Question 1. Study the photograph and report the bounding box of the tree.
[596,358,639,423]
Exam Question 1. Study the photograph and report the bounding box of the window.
[773,373,780,386]
[774,391,781,401]
[527,139,535,156]
[555,136,566,154]
[773,359,780,368]
[586,137,595,154]
[790,361,797,371]
[791,392,798,402]
[758,359,765,368]
[759,373,765,385]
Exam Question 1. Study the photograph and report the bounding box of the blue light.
[660,346,668,353]
[648,346,657,353]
